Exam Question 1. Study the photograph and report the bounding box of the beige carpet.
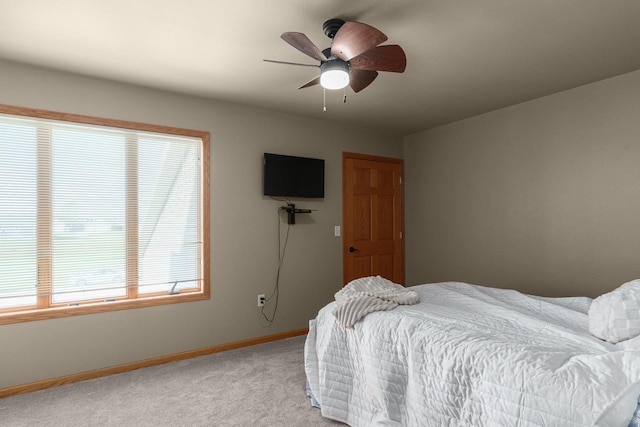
[0,335,342,426]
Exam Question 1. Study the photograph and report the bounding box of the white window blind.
[0,112,205,311]
[0,118,37,309]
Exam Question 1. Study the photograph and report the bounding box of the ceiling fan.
[264,18,406,93]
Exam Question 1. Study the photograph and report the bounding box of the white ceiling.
[1,0,639,135]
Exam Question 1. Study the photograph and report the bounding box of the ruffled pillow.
[589,279,640,343]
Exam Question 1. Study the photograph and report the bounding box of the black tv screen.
[263,153,325,198]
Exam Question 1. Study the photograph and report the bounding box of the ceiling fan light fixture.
[320,60,349,90]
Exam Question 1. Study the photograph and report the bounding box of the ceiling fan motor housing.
[323,19,345,39]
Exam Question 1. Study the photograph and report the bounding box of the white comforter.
[305,282,640,427]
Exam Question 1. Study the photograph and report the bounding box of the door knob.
[348,246,360,253]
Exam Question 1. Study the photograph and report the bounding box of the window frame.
[0,104,210,325]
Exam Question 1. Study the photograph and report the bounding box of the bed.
[305,279,640,426]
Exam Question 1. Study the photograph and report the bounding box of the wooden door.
[343,152,404,285]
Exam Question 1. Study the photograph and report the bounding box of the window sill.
[0,290,210,325]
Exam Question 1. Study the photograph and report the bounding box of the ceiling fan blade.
[281,32,328,62]
[331,21,388,61]
[349,69,378,93]
[349,45,406,73]
[298,76,321,89]
[263,59,319,69]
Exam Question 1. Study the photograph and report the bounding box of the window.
[0,105,210,324]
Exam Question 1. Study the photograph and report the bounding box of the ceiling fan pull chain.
[343,87,347,103]
[323,87,327,112]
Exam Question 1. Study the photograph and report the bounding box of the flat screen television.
[263,153,325,198]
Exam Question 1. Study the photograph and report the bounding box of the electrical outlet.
[258,294,265,307]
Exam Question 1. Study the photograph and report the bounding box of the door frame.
[342,152,404,285]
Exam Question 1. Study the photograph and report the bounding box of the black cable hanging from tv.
[261,207,291,323]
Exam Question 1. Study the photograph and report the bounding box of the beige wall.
[3,56,639,389]
[0,59,403,388]
[405,70,640,298]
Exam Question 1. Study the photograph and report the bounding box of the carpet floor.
[0,335,343,426]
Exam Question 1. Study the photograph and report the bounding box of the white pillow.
[589,279,640,343]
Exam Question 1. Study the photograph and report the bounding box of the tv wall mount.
[280,203,314,224]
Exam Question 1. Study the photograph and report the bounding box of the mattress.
[305,282,640,426]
